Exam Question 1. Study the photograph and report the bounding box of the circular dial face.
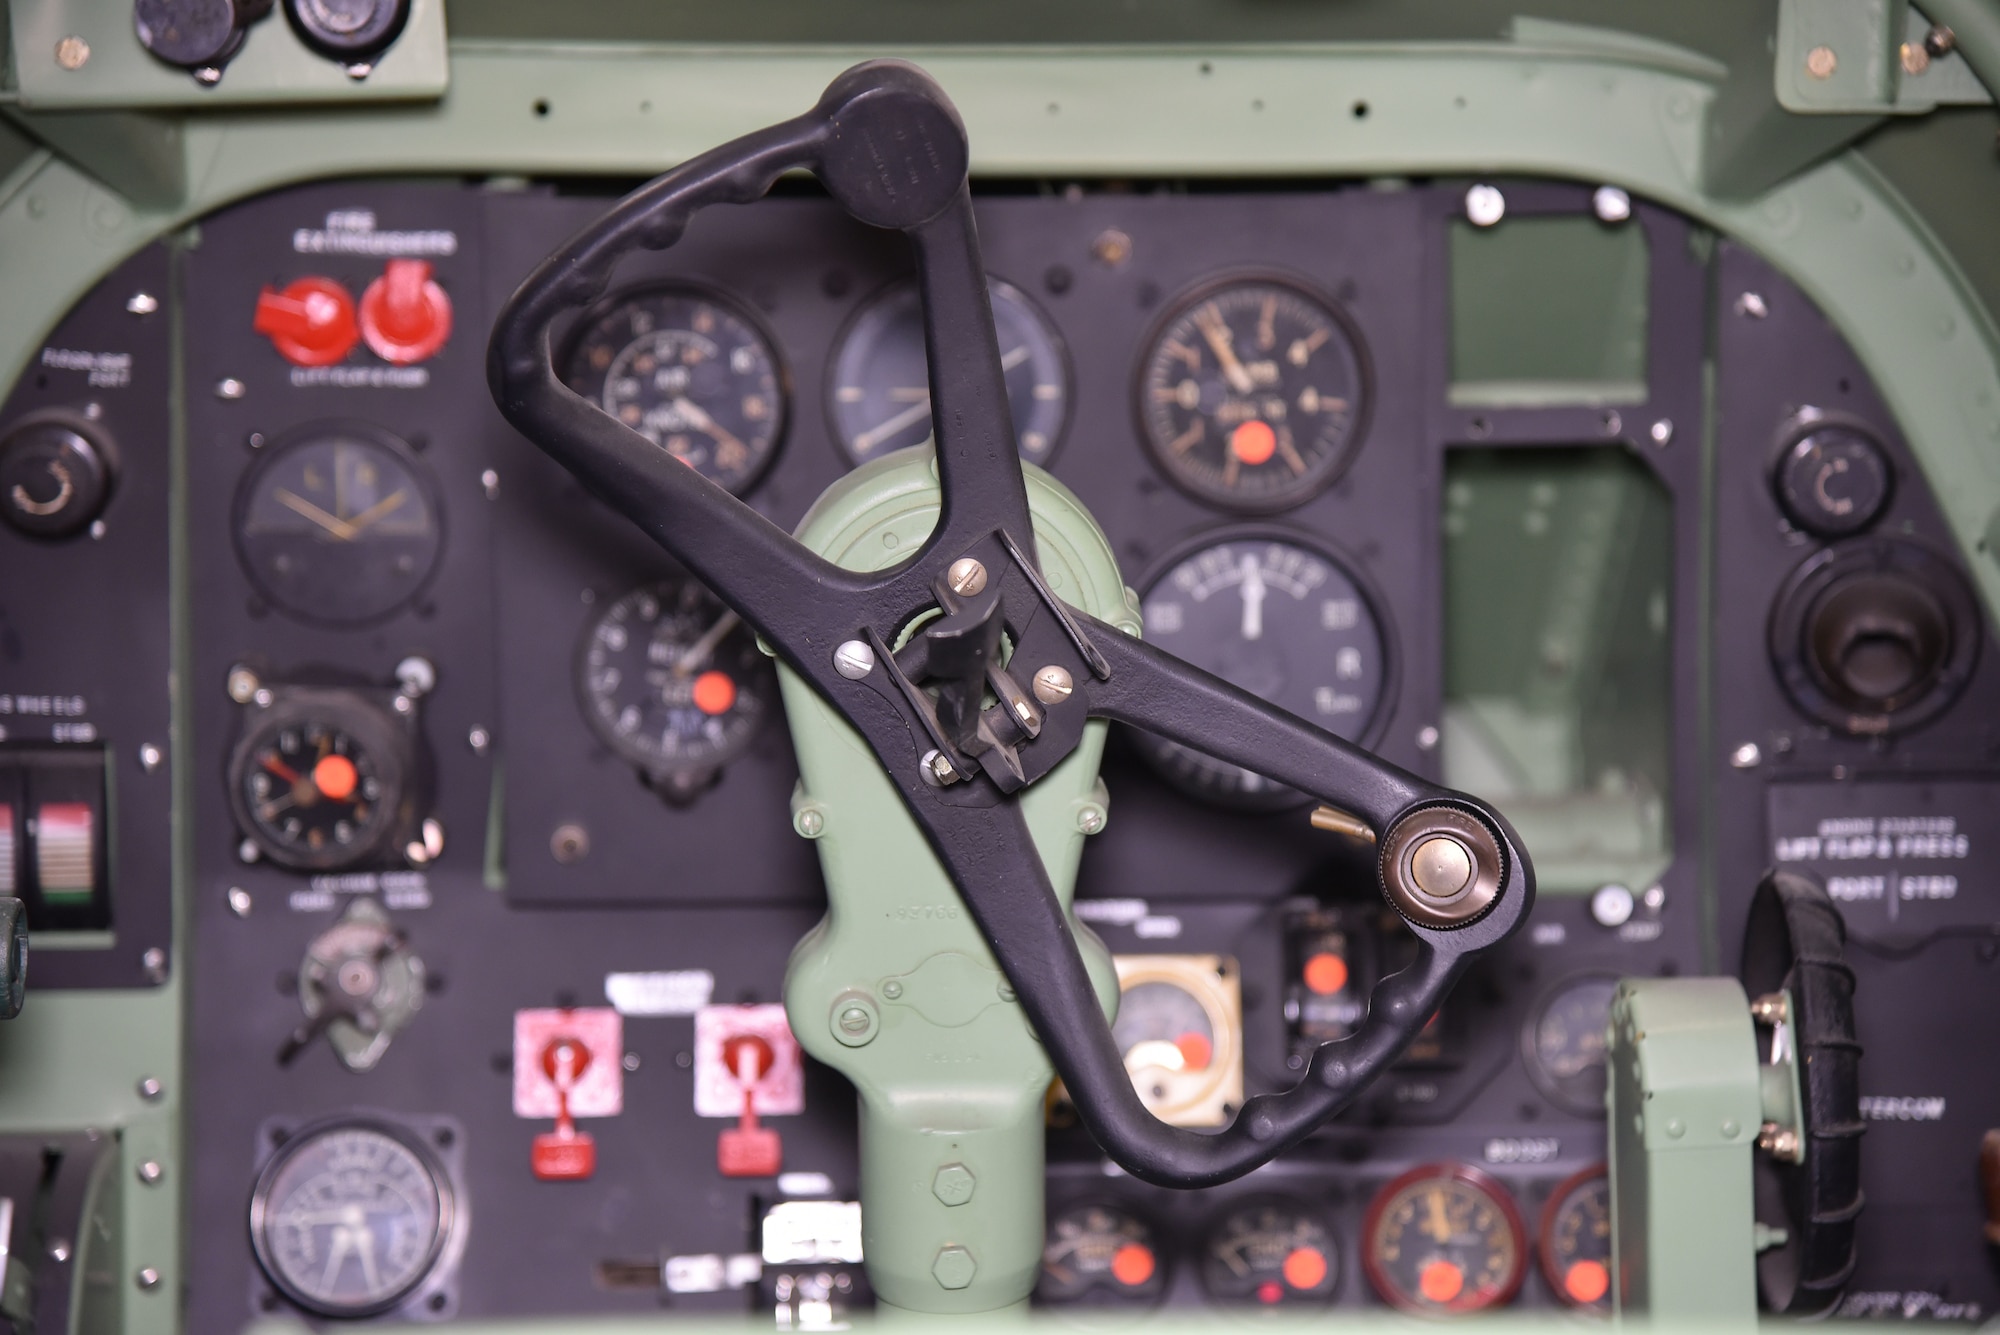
[1775,425,1892,538]
[1134,533,1389,807]
[1199,1200,1340,1307]
[235,425,443,626]
[1524,975,1619,1116]
[1363,1163,1528,1315]
[227,698,406,873]
[251,1122,452,1318]
[576,579,775,791]
[562,287,787,495]
[1540,1168,1613,1310]
[828,276,1069,467]
[1138,277,1368,511]
[1037,1203,1167,1306]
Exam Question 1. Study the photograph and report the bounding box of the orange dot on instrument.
[1282,1247,1328,1291]
[1419,1259,1465,1304]
[1303,951,1350,995]
[1230,420,1277,465]
[692,670,737,716]
[1110,1243,1156,1287]
[312,753,358,801]
[1175,1031,1213,1071]
[1565,1259,1610,1305]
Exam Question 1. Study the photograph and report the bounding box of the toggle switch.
[695,1004,802,1179]
[253,277,360,367]
[717,1035,782,1178]
[514,1007,621,1181]
[359,259,452,365]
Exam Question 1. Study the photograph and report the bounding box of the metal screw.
[1736,292,1768,319]
[48,1239,71,1263]
[139,744,163,772]
[1757,1123,1802,1160]
[1901,42,1931,76]
[141,948,167,984]
[238,838,261,864]
[468,727,491,755]
[215,378,246,400]
[833,1002,877,1046]
[793,807,824,838]
[1416,725,1440,751]
[391,694,414,715]
[1730,741,1762,769]
[226,667,260,703]
[622,1052,640,1072]
[1642,884,1667,912]
[1925,24,1956,57]
[252,687,274,708]
[1749,992,1790,1025]
[931,1163,977,1207]
[1649,419,1674,446]
[227,887,252,918]
[921,750,958,786]
[90,520,107,540]
[1601,409,1623,437]
[1077,804,1107,835]
[137,1161,163,1186]
[946,558,988,597]
[193,66,222,85]
[1091,228,1133,266]
[480,469,500,500]
[1032,665,1074,704]
[833,640,876,679]
[137,1077,163,1102]
[1591,186,1632,223]
[1805,45,1838,79]
[1464,184,1506,227]
[55,36,90,69]
[550,823,590,864]
[881,981,903,999]
[344,62,373,80]
[1590,883,1636,928]
[395,656,436,698]
[136,1267,161,1291]
[126,292,159,316]
[932,1245,978,1290]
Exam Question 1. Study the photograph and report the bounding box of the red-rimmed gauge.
[1363,1162,1527,1315]
[1539,1165,1613,1312]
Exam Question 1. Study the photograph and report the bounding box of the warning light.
[312,753,358,802]
[1565,1259,1610,1305]
[1419,1259,1465,1304]
[1283,1246,1329,1291]
[1111,1243,1156,1287]
[1231,420,1277,465]
[1303,951,1349,996]
[692,671,737,716]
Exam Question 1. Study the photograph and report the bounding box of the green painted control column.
[777,448,1139,1313]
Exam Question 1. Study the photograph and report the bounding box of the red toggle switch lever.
[717,1034,782,1178]
[530,1036,598,1181]
[360,258,453,365]
[252,277,359,367]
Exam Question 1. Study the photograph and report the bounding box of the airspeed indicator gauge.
[1138,276,1369,512]
[561,286,787,496]
[1132,531,1390,808]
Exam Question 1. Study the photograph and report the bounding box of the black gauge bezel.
[1127,522,1399,809]
[1132,269,1375,516]
[249,1116,457,1320]
[1766,407,1895,540]
[1537,1163,1613,1310]
[1766,536,1981,736]
[1196,1193,1343,1307]
[823,272,1073,470]
[557,281,792,499]
[1519,972,1621,1117]
[231,420,446,628]
[571,575,776,788]
[1036,1198,1172,1308]
[225,688,411,873]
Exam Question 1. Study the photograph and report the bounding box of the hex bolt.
[1032,665,1074,705]
[1591,186,1632,223]
[833,640,876,679]
[1464,184,1505,227]
[931,1163,977,1207]
[932,1245,978,1290]
[945,558,988,597]
[921,750,958,787]
[136,1160,163,1186]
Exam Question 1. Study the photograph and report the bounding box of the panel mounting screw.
[831,996,879,1047]
[793,806,824,839]
[1091,228,1133,267]
[141,948,167,984]
[55,36,90,69]
[215,377,246,400]
[1591,186,1632,223]
[1649,419,1674,446]
[1924,24,1956,57]
[135,1267,161,1291]
[226,667,260,703]
[136,1160,163,1186]
[480,469,500,500]
[833,640,876,679]
[1901,42,1932,76]
[137,1077,164,1102]
[1749,992,1790,1025]
[1076,804,1107,835]
[47,1239,71,1263]
[1032,665,1074,704]
[946,558,988,597]
[1416,725,1440,751]
[1757,1122,1803,1161]
[1464,184,1505,227]
[1735,292,1768,319]
[468,727,491,756]
[550,823,589,864]
[227,887,252,918]
[1805,46,1838,79]
[139,744,163,772]
[1730,741,1762,769]
[126,292,159,316]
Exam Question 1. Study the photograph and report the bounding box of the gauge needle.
[352,1214,381,1295]
[1193,307,1256,395]
[321,1223,353,1291]
[262,756,301,784]
[1426,1189,1453,1244]
[342,489,409,535]
[852,346,1032,454]
[1238,554,1267,641]
[673,609,742,678]
[275,488,359,541]
[671,396,749,455]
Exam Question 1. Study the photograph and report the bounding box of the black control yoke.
[489,59,1534,1188]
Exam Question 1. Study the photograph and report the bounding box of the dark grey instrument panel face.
[2,176,1993,1326]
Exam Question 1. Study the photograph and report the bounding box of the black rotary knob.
[1773,424,1892,539]
[1769,539,1980,735]
[133,0,272,69]
[0,414,117,540]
